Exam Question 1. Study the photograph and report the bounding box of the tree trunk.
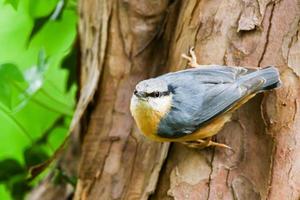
[33,0,300,199]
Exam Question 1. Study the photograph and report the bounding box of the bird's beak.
[134,91,146,99]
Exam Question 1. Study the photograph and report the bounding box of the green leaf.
[0,81,11,108]
[29,10,77,57]
[27,136,69,181]
[0,63,24,82]
[0,159,24,182]
[0,63,25,108]
[28,0,65,41]
[0,185,12,200]
[61,44,78,91]
[24,145,49,168]
[28,16,49,42]
[10,180,31,200]
[4,0,19,10]
[0,0,78,197]
[29,0,59,18]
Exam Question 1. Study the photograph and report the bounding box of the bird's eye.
[153,92,160,98]
[134,89,138,95]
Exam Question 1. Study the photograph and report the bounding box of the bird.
[130,48,281,149]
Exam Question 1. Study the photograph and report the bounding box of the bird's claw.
[182,138,234,152]
[181,47,199,68]
[206,140,233,151]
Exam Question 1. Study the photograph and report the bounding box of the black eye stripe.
[146,91,170,97]
[148,92,159,97]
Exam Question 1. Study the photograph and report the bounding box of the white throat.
[130,94,172,117]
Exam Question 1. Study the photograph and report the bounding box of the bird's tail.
[239,66,281,92]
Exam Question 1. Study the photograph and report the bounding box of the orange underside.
[132,93,256,142]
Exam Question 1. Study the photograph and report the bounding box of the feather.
[157,65,280,138]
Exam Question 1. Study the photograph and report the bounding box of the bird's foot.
[181,47,199,68]
[182,138,233,150]
[182,138,210,149]
[205,139,233,150]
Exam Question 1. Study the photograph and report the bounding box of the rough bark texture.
[33,0,300,199]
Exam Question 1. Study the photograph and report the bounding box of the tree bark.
[36,0,300,199]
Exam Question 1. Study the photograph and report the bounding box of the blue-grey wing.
[156,65,263,138]
[161,65,252,84]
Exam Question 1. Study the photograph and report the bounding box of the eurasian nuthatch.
[130,48,281,149]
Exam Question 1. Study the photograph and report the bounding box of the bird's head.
[130,78,173,117]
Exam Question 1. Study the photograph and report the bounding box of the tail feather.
[262,81,281,91]
[239,66,281,92]
[259,66,281,91]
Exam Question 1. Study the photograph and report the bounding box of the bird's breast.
[130,96,172,141]
[131,102,161,139]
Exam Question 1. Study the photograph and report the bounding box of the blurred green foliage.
[0,0,77,199]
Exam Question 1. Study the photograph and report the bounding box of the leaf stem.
[0,106,33,143]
